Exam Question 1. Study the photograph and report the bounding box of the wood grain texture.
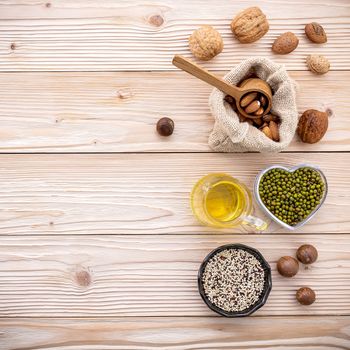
[0,71,347,152]
[0,153,348,235]
[0,234,349,317]
[0,0,349,71]
[1,317,349,350]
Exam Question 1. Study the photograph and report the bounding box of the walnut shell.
[230,7,269,43]
[188,25,223,61]
[272,32,299,54]
[305,22,327,44]
[297,109,328,144]
[306,55,330,75]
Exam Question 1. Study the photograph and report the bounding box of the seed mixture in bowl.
[202,248,265,312]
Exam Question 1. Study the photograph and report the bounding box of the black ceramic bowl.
[198,244,272,317]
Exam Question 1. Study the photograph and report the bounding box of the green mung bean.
[259,167,325,226]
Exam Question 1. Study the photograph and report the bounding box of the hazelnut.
[231,7,269,43]
[296,244,318,264]
[277,256,299,277]
[188,25,223,61]
[297,109,328,144]
[306,55,330,75]
[156,117,174,136]
[296,287,316,305]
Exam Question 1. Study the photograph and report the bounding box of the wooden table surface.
[0,1,349,349]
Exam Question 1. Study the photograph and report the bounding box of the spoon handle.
[172,55,242,100]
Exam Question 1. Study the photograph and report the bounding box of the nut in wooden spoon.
[172,55,272,119]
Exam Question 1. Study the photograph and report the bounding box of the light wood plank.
[0,71,347,152]
[0,153,348,235]
[1,317,349,350]
[0,234,349,317]
[0,0,349,71]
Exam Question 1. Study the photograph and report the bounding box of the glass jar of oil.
[191,173,267,230]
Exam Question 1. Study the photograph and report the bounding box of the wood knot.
[148,14,164,27]
[10,43,16,50]
[116,88,133,100]
[75,270,92,287]
[45,2,51,8]
[325,107,334,118]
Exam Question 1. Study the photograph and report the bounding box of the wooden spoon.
[172,55,272,119]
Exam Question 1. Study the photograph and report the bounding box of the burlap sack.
[208,57,298,153]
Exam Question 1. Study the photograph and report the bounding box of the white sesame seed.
[202,248,265,312]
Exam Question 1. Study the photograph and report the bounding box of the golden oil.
[191,173,252,228]
[205,181,247,223]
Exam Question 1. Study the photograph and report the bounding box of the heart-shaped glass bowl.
[254,164,328,231]
[198,244,272,317]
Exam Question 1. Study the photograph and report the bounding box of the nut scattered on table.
[306,54,330,75]
[189,25,223,61]
[272,32,299,54]
[297,109,329,144]
[296,287,316,305]
[296,244,318,264]
[230,7,269,43]
[156,117,174,136]
[277,256,299,277]
[305,22,327,44]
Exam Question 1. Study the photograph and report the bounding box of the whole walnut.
[188,25,223,61]
[297,109,328,144]
[231,7,269,43]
